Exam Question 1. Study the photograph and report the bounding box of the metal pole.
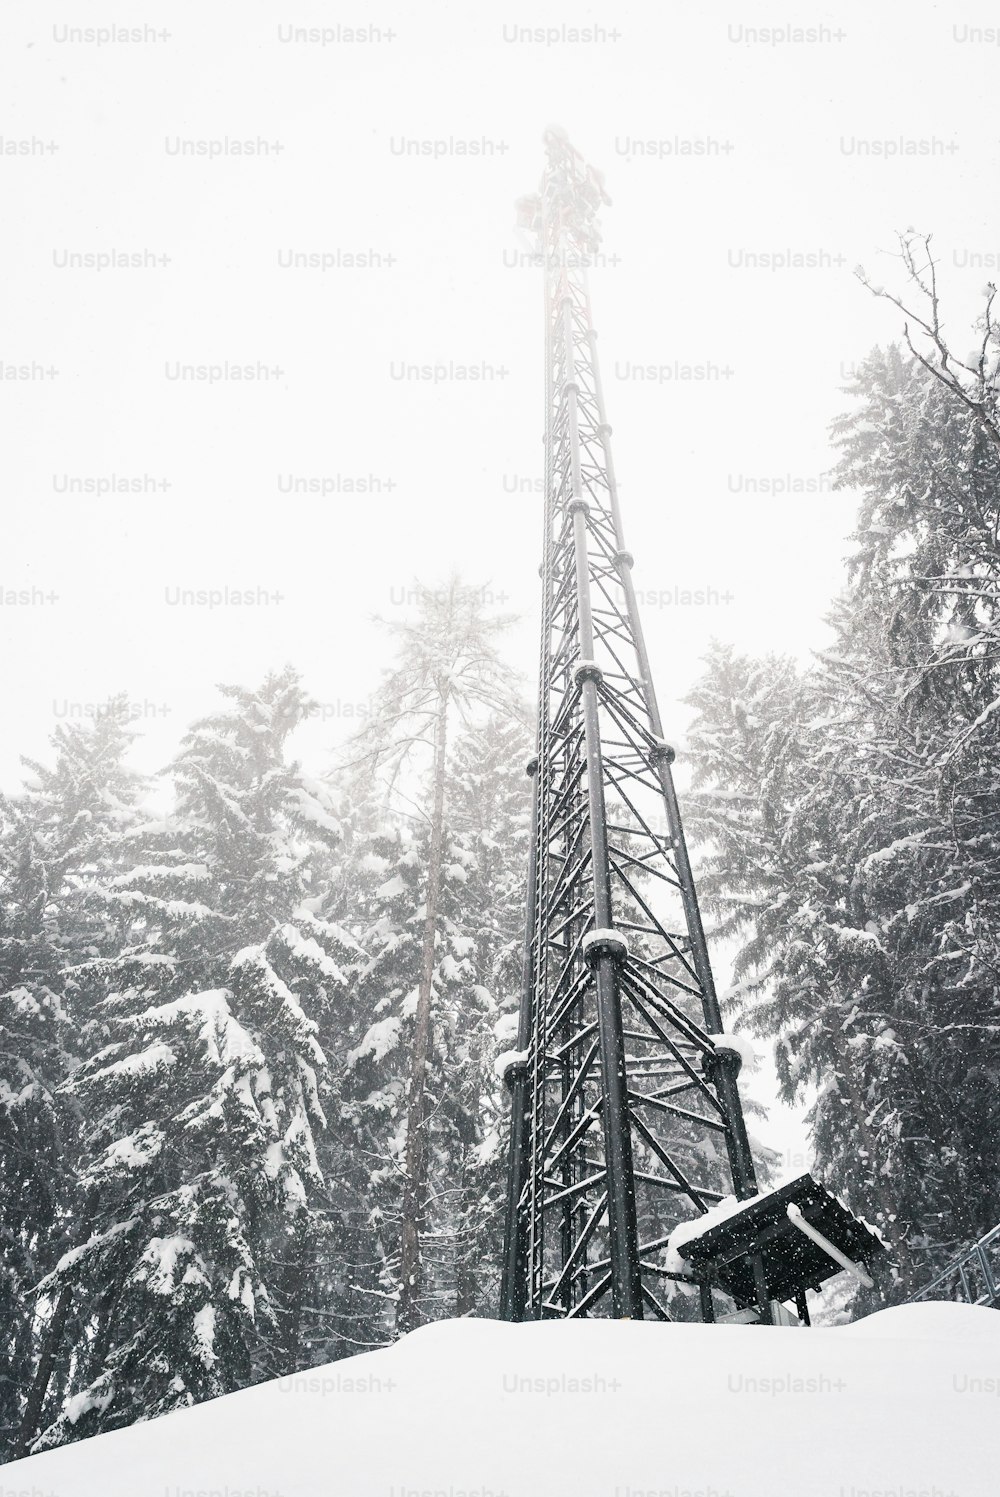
[500,757,540,1320]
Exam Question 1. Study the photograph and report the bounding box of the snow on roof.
[10,1305,999,1495]
[665,1191,764,1272]
[665,1178,888,1294]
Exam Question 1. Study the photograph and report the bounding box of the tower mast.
[500,128,759,1322]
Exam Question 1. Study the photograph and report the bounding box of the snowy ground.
[8,1303,1000,1497]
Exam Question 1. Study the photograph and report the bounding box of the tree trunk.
[12,1284,72,1458]
[453,1151,476,1318]
[14,1183,100,1458]
[282,1216,312,1373]
[396,686,449,1335]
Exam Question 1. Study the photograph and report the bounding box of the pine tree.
[686,339,1000,1301]
[343,811,479,1327]
[0,703,142,1458]
[32,670,357,1449]
[827,344,1000,1276]
[339,712,534,1331]
[341,583,519,1333]
[284,788,383,1366]
[444,714,531,1318]
[685,636,918,1291]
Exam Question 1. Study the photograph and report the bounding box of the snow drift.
[7,1303,1000,1496]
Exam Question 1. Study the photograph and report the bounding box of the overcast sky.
[4,0,998,1170]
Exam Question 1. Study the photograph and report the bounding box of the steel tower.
[500,129,761,1323]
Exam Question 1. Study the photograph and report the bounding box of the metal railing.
[906,1223,1000,1307]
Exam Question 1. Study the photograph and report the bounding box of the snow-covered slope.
[9,1303,1000,1496]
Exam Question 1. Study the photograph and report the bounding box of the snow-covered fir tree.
[443,714,531,1318]
[340,712,530,1333]
[686,342,1000,1302]
[0,704,142,1458]
[339,582,521,1333]
[32,670,360,1450]
[274,786,382,1367]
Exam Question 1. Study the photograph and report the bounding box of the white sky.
[4,0,999,1172]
